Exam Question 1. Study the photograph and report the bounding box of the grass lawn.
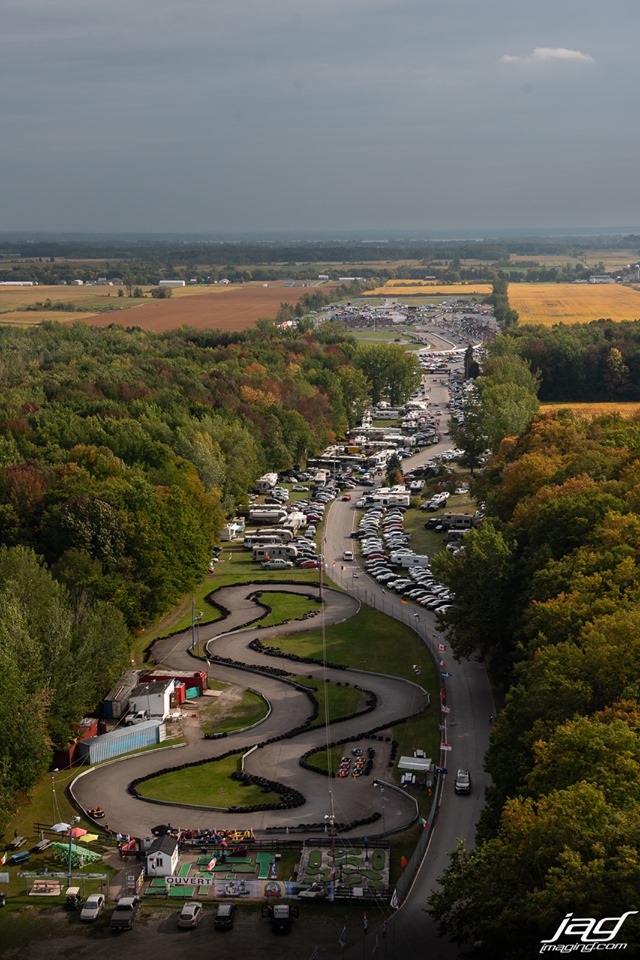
[253,590,320,627]
[200,688,268,735]
[135,754,281,807]
[292,676,363,729]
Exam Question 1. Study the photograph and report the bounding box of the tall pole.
[67,816,80,884]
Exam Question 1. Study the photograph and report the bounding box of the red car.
[341,494,352,501]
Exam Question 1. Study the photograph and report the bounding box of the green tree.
[432,523,516,680]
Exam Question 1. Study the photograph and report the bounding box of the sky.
[2,0,639,236]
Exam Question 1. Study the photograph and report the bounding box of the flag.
[438,657,445,667]
[437,643,446,651]
[206,856,217,872]
[441,705,450,714]
[419,816,429,829]
[363,912,368,934]
[0,852,5,865]
[206,659,211,666]
[390,889,400,910]
[338,925,347,948]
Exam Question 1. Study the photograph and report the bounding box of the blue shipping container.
[77,720,163,764]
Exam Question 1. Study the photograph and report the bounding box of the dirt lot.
[83,284,314,333]
[0,899,387,960]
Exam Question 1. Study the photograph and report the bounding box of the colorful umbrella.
[70,827,87,838]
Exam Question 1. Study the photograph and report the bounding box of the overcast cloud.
[1,0,638,235]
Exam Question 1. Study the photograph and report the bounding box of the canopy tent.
[70,827,87,838]
[50,842,102,867]
[50,822,70,833]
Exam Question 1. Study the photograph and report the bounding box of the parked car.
[214,902,237,930]
[262,559,293,570]
[80,893,105,922]
[178,901,204,929]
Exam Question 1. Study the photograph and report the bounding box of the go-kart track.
[71,582,430,841]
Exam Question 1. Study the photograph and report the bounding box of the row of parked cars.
[356,505,453,612]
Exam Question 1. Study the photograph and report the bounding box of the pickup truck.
[123,709,149,726]
[110,895,141,931]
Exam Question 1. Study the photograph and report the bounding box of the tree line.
[431,380,640,953]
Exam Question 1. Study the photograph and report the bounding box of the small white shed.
[146,835,180,877]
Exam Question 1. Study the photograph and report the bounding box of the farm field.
[509,282,640,325]
[509,249,638,271]
[367,281,492,296]
[541,402,640,418]
[0,282,319,332]
[0,284,144,325]
[84,282,315,332]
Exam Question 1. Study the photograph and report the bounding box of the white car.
[178,901,204,928]
[261,559,293,570]
[80,893,105,922]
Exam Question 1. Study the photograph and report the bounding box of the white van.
[343,550,354,561]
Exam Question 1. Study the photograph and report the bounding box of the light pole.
[67,816,80,884]
[50,768,59,823]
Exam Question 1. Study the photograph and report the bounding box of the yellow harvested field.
[0,284,126,311]
[509,283,640,325]
[0,310,96,325]
[367,282,492,296]
[542,402,640,418]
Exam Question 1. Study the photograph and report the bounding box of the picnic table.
[32,839,52,853]
[9,836,26,849]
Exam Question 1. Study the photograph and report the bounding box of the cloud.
[500,47,594,65]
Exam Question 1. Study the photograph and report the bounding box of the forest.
[511,319,640,401]
[0,317,393,830]
[431,368,640,954]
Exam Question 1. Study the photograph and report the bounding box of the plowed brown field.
[83,283,314,333]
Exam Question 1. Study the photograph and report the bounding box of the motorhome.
[442,512,478,531]
[248,508,288,524]
[252,544,298,562]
